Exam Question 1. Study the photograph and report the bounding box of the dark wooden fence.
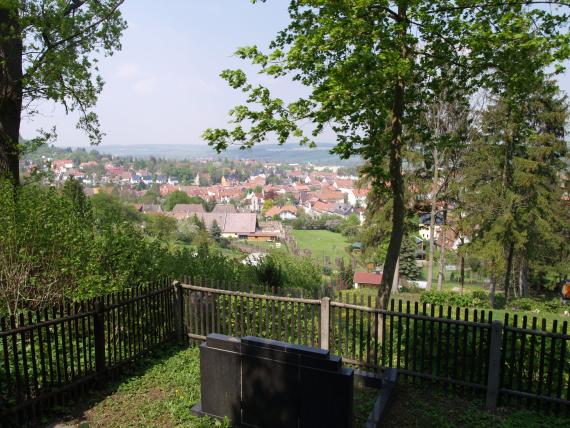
[0,279,175,427]
[179,281,570,416]
[2,278,569,425]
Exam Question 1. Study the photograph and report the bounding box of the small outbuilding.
[353,272,382,289]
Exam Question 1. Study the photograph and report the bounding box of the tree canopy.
[203,0,569,307]
[0,0,126,184]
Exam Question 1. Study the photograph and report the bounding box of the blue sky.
[20,0,570,149]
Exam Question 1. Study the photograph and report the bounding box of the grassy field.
[45,344,568,428]
[291,229,352,265]
[339,287,570,328]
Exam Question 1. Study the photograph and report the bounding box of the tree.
[339,258,354,289]
[140,189,161,205]
[163,190,194,211]
[0,1,126,184]
[399,236,421,282]
[464,78,569,300]
[210,219,222,243]
[61,176,91,220]
[204,1,569,308]
[144,214,177,242]
[90,192,141,226]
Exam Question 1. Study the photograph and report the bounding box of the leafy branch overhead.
[19,0,127,144]
[203,0,569,306]
[205,1,569,174]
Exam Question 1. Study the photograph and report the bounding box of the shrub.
[506,297,562,313]
[420,290,491,309]
[507,298,535,311]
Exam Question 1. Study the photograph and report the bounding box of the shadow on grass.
[41,341,189,427]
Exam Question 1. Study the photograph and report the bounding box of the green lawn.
[47,344,375,427]
[339,288,570,328]
[291,230,353,266]
[47,345,226,428]
[46,343,568,428]
[384,382,570,428]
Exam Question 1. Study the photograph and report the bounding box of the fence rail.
[180,281,570,415]
[0,279,175,427]
[2,278,569,426]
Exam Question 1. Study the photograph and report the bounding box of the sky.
[20,0,570,149]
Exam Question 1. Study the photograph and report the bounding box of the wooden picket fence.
[178,281,570,416]
[0,279,175,427]
[2,277,570,426]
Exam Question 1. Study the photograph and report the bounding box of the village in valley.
[2,1,570,427]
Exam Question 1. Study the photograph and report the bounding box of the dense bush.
[420,290,491,309]
[0,178,326,315]
[506,297,563,314]
[0,179,171,314]
[254,251,322,290]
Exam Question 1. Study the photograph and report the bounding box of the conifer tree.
[399,237,421,281]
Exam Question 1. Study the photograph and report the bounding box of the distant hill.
[88,142,362,165]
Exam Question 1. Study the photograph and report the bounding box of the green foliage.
[144,214,177,242]
[176,219,198,244]
[163,190,191,211]
[90,192,141,225]
[210,220,222,242]
[399,238,421,281]
[259,252,321,291]
[339,214,361,239]
[462,77,569,293]
[420,290,491,309]
[168,245,255,286]
[254,255,284,288]
[507,297,563,314]
[0,179,169,313]
[61,177,91,220]
[339,258,354,289]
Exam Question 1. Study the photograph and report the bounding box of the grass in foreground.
[384,382,570,428]
[47,344,569,428]
[47,345,227,428]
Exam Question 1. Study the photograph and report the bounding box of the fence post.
[485,320,503,410]
[320,297,330,351]
[173,280,184,343]
[93,300,106,382]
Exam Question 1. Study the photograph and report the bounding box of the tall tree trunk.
[378,3,408,310]
[391,257,400,295]
[0,6,23,185]
[504,241,515,302]
[460,251,465,293]
[489,276,496,308]
[426,148,439,290]
[437,204,447,290]
[519,254,529,298]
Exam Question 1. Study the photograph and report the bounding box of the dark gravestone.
[198,334,241,422]
[195,334,354,428]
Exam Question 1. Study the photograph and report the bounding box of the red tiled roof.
[353,272,382,285]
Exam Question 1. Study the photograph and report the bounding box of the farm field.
[291,229,353,266]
